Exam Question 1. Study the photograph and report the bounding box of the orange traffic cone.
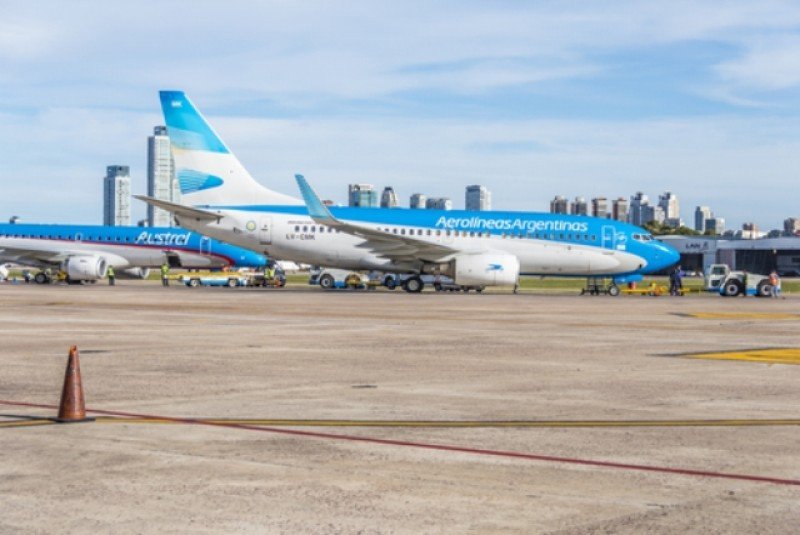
[55,346,94,423]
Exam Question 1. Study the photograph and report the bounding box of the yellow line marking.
[688,312,800,320]
[687,348,800,365]
[0,419,57,428]
[93,417,800,428]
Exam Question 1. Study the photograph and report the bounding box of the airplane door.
[601,225,616,250]
[199,236,211,255]
[259,217,272,245]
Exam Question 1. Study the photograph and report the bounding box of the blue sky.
[2,1,800,229]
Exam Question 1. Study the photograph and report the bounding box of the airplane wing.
[133,195,222,222]
[294,175,462,263]
[0,246,70,266]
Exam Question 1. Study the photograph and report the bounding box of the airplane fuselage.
[177,205,677,277]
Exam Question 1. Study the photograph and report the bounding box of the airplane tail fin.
[159,91,300,207]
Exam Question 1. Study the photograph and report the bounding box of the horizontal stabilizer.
[134,195,221,222]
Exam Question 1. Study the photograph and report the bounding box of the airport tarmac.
[1,282,799,533]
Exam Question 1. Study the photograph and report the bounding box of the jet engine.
[448,253,520,286]
[64,255,108,281]
[121,267,151,280]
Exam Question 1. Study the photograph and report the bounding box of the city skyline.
[2,3,800,229]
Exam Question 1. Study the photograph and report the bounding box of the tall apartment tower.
[380,186,399,208]
[147,126,179,227]
[103,165,131,226]
[348,184,378,207]
[706,217,725,235]
[694,206,712,232]
[611,197,629,222]
[658,191,680,227]
[550,195,568,214]
[409,193,427,209]
[426,197,452,210]
[465,185,491,211]
[628,192,650,226]
[591,197,608,219]
[570,196,588,216]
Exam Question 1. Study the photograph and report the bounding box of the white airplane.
[0,223,266,283]
[137,91,679,293]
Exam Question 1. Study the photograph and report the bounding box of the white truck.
[705,264,774,297]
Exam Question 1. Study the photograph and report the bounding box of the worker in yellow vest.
[160,263,170,287]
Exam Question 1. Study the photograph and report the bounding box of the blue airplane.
[138,91,680,293]
[0,223,266,283]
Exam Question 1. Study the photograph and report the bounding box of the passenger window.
[426,229,431,236]
[294,225,299,232]
[401,229,406,235]
[436,230,441,236]
[303,226,308,232]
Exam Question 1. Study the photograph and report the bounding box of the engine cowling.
[121,267,151,280]
[451,253,520,286]
[65,255,108,281]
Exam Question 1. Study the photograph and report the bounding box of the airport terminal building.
[659,235,800,276]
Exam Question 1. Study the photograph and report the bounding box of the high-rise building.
[642,204,665,225]
[706,217,725,235]
[550,195,568,214]
[591,197,608,219]
[425,197,452,210]
[611,197,629,222]
[570,196,588,216]
[147,126,179,227]
[465,185,491,211]
[103,165,131,226]
[695,206,712,232]
[783,217,800,236]
[380,186,398,208]
[658,191,680,221]
[348,184,378,208]
[409,193,427,209]
[629,192,650,226]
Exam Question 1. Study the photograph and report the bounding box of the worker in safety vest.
[107,265,115,286]
[160,263,170,287]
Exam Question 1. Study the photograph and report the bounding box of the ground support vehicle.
[246,270,286,288]
[180,275,249,288]
[705,264,774,297]
[580,277,620,296]
[309,267,367,290]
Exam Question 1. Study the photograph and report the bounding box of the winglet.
[294,174,337,224]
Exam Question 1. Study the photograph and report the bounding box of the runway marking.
[687,348,800,365]
[0,419,57,428]
[1,399,799,487]
[93,417,800,428]
[687,312,800,320]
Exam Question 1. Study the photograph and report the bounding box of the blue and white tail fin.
[159,91,301,207]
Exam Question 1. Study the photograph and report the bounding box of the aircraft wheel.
[34,272,49,284]
[319,274,335,290]
[404,276,424,293]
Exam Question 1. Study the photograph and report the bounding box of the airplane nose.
[658,243,680,270]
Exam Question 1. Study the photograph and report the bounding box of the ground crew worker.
[769,271,781,298]
[266,263,276,281]
[160,263,170,287]
[107,265,115,286]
